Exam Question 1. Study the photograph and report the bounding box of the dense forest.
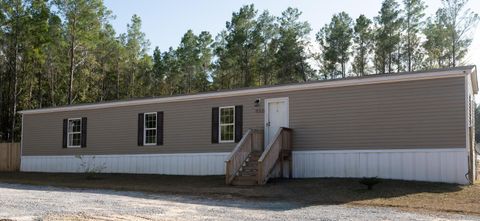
[0,0,478,142]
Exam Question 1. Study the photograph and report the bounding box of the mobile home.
[19,66,478,185]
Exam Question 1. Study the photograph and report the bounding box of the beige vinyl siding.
[22,76,466,156]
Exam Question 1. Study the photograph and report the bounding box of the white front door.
[265,97,289,147]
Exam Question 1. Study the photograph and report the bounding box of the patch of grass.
[0,172,478,215]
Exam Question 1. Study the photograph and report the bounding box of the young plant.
[359,177,381,190]
[75,155,107,180]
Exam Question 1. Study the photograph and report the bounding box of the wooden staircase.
[231,152,261,185]
[225,128,292,186]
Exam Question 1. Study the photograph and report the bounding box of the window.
[219,106,235,142]
[144,112,157,145]
[67,118,82,148]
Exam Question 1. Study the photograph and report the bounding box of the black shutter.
[81,117,87,148]
[138,113,144,146]
[157,111,164,145]
[212,107,219,143]
[62,119,67,148]
[235,105,243,142]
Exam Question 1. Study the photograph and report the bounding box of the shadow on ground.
[0,172,477,214]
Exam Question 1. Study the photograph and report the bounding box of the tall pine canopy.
[317,12,353,79]
[374,0,403,74]
[352,15,373,76]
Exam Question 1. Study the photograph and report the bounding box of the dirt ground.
[0,172,479,216]
[1,182,479,221]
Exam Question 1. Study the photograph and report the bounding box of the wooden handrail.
[225,129,253,184]
[257,127,292,184]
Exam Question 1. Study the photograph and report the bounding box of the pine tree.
[423,10,451,68]
[152,47,166,96]
[374,0,403,74]
[214,5,259,88]
[162,47,181,95]
[25,0,52,108]
[403,0,426,71]
[124,14,151,97]
[352,15,373,76]
[0,5,5,140]
[317,12,353,79]
[96,23,123,101]
[276,7,313,83]
[211,31,231,89]
[44,13,67,106]
[253,11,278,85]
[177,30,201,94]
[54,0,110,104]
[440,0,479,67]
[1,0,28,142]
[196,31,213,92]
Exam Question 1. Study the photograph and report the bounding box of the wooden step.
[244,160,258,165]
[243,160,258,166]
[241,165,258,172]
[246,155,260,160]
[231,175,257,186]
[242,166,257,170]
[243,161,258,166]
[239,170,258,176]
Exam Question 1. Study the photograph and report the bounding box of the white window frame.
[144,112,157,146]
[219,106,235,143]
[67,118,82,148]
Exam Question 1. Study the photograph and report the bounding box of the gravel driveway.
[0,183,478,221]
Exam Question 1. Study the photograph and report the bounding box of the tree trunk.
[67,15,77,105]
[407,15,412,72]
[11,1,20,143]
[37,70,43,108]
[263,44,269,86]
[130,66,136,98]
[11,72,18,143]
[68,36,75,105]
[49,64,56,107]
[116,58,120,99]
[452,33,456,67]
[407,34,411,72]
[388,53,392,73]
[100,61,105,101]
[11,61,18,143]
[397,43,401,73]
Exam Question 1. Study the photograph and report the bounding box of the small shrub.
[359,177,381,190]
[75,155,107,180]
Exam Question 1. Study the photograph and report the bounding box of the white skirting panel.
[21,152,229,175]
[292,148,469,184]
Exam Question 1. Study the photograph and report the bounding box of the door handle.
[266,122,271,127]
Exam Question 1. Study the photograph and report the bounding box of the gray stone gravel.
[0,182,479,221]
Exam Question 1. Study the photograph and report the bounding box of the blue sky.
[104,0,478,53]
[106,0,406,52]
